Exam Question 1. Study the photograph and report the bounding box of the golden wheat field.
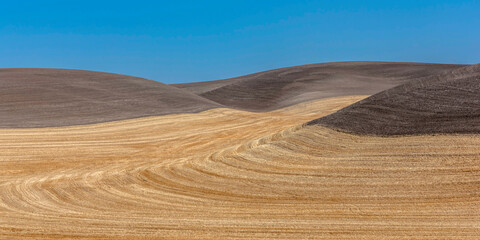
[1,95,479,239]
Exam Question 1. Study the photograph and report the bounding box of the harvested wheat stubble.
[310,63,480,135]
[0,96,366,239]
[174,61,466,111]
[0,97,479,239]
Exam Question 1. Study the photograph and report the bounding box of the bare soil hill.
[310,63,480,135]
[174,61,466,111]
[1,62,465,128]
[0,68,221,128]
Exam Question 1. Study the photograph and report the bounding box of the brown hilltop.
[0,68,221,128]
[174,61,466,111]
[309,63,480,135]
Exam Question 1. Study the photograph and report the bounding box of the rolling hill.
[1,62,479,239]
[174,61,466,111]
[1,62,465,128]
[310,63,480,135]
[0,68,221,128]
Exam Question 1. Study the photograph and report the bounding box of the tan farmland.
[1,95,480,239]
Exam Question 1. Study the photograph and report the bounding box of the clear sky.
[1,0,479,83]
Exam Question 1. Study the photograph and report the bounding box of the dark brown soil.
[1,62,468,128]
[309,64,480,135]
[0,68,221,128]
[174,62,466,111]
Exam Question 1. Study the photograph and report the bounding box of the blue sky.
[1,0,479,83]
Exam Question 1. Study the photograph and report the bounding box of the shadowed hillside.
[174,61,466,111]
[0,69,221,128]
[309,63,480,135]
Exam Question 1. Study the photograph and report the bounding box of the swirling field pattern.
[1,96,479,239]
